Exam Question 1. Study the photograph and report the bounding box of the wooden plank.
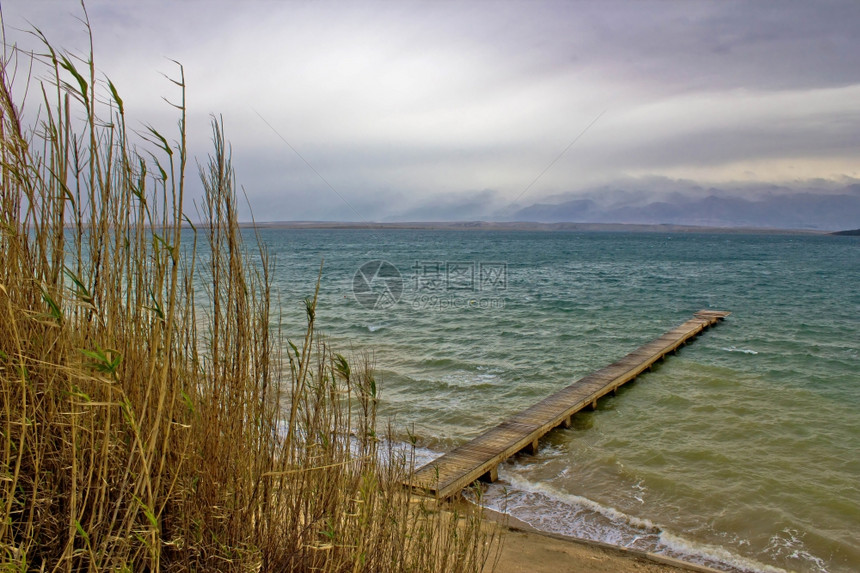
[408,310,730,498]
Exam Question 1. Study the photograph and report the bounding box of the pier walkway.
[409,310,730,498]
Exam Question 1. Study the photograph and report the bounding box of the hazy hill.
[513,186,860,231]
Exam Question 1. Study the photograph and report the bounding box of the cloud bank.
[2,0,859,227]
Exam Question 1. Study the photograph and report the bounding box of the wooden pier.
[409,310,730,498]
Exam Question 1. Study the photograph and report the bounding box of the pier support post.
[560,415,572,429]
[524,439,540,455]
[479,466,498,483]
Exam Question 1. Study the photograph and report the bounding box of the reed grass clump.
[0,20,495,572]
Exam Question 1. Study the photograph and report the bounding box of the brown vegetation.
[0,19,494,572]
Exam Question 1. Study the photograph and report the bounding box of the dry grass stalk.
[0,15,497,573]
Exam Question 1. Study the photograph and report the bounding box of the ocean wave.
[482,472,790,573]
[379,441,824,573]
[722,346,759,355]
[764,528,829,573]
[440,371,500,387]
[659,531,790,573]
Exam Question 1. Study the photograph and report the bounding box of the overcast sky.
[2,0,859,222]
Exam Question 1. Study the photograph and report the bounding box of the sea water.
[254,229,858,573]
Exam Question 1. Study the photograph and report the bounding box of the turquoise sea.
[258,229,859,573]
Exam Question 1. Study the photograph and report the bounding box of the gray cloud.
[2,0,859,225]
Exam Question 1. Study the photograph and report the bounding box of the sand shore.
[482,508,723,573]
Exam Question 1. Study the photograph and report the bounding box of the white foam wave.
[440,370,500,387]
[764,528,829,573]
[484,473,790,573]
[660,530,789,573]
[500,473,660,533]
[722,346,759,355]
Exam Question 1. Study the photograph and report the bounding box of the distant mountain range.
[512,185,860,231]
[252,220,823,234]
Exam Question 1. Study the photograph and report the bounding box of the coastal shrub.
[0,17,495,572]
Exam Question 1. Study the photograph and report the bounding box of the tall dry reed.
[0,16,496,573]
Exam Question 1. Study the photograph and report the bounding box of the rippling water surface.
[255,229,859,573]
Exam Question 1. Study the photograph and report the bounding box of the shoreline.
[479,506,727,573]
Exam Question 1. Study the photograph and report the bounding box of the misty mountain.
[512,186,860,230]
